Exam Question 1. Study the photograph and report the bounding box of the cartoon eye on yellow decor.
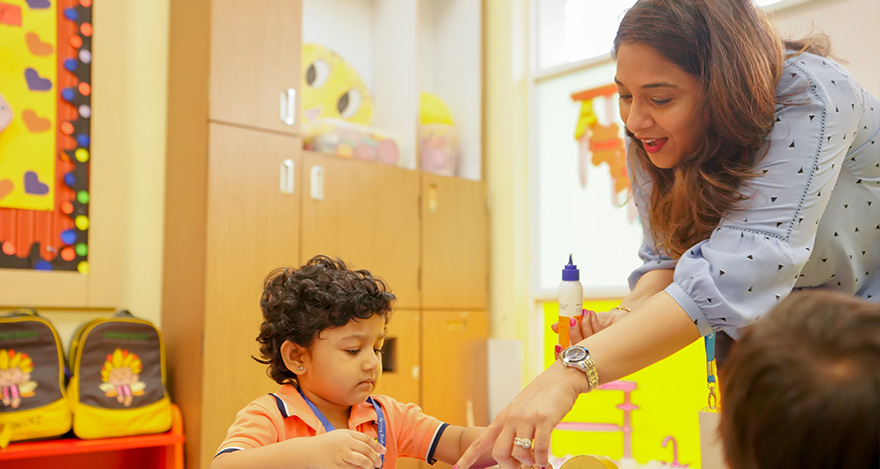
[301,43,373,127]
[99,348,146,407]
[0,349,38,410]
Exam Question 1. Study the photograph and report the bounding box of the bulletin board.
[0,0,92,273]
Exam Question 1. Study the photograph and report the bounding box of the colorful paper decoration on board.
[0,0,92,272]
[571,84,629,204]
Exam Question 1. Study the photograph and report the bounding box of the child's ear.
[280,340,308,374]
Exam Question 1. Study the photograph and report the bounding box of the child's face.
[298,314,386,407]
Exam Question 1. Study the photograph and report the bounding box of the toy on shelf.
[418,91,459,176]
[305,118,400,165]
[301,43,400,165]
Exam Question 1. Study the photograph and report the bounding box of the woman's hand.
[454,362,587,469]
[304,429,386,469]
[551,308,632,352]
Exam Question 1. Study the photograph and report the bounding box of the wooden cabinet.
[421,310,489,429]
[374,309,489,469]
[200,125,302,464]
[164,1,303,467]
[210,0,302,135]
[162,124,303,469]
[300,151,421,309]
[374,308,421,408]
[421,175,489,310]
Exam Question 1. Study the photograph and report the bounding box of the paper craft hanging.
[571,84,629,206]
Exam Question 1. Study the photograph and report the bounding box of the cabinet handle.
[310,165,324,201]
[280,159,294,195]
[427,183,439,213]
[279,89,296,126]
[287,88,296,125]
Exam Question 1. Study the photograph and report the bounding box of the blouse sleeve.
[626,138,678,291]
[666,54,862,338]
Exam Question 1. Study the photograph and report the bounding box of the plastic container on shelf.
[418,123,459,176]
[303,118,402,166]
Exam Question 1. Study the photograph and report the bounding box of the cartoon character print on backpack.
[0,349,38,409]
[98,348,146,408]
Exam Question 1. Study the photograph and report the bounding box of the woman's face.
[615,42,705,169]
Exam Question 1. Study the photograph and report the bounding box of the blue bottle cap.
[562,254,580,281]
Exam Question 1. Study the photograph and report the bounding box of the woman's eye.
[618,94,633,101]
[652,98,672,105]
[346,349,360,355]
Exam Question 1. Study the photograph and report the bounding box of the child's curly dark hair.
[254,255,396,385]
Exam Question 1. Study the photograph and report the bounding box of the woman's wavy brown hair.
[254,255,395,385]
[613,0,794,257]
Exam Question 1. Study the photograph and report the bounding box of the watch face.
[563,346,587,362]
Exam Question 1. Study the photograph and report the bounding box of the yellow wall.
[35,0,170,349]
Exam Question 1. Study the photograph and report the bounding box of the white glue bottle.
[558,254,583,349]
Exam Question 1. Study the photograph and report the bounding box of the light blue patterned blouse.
[627,51,880,339]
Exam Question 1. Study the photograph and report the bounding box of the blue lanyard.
[296,387,386,466]
[704,332,718,410]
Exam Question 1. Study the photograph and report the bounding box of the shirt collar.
[275,385,379,432]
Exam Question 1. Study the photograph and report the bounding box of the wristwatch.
[560,345,599,392]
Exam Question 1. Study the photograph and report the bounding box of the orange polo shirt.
[216,384,448,467]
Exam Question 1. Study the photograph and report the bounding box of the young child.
[210,255,496,469]
[720,290,880,469]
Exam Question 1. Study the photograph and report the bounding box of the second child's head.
[721,290,880,469]
[255,255,396,405]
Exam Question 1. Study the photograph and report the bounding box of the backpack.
[0,308,72,446]
[67,309,172,439]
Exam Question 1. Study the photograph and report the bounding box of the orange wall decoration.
[571,84,630,211]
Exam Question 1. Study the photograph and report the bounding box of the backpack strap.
[3,307,39,318]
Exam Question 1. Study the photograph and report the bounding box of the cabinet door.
[421,175,489,310]
[421,310,489,430]
[201,124,302,465]
[373,308,420,405]
[210,0,302,135]
[300,151,420,309]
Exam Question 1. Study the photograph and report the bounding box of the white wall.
[770,0,880,97]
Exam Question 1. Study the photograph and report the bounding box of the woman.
[456,1,879,468]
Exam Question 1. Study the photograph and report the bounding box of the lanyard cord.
[296,387,386,465]
[705,332,718,410]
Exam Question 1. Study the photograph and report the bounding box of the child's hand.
[305,429,387,469]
